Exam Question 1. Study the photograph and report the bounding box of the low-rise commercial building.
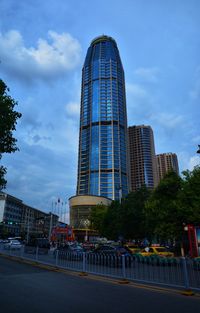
[0,192,58,239]
[69,195,112,229]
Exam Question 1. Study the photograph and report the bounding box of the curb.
[79,272,88,276]
[181,289,195,296]
[118,279,130,284]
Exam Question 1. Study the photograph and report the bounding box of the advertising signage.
[196,227,200,256]
[187,225,200,258]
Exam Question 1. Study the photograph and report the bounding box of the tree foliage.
[89,167,200,242]
[103,201,122,239]
[145,171,183,241]
[145,168,200,241]
[0,79,22,190]
[90,204,108,235]
[120,186,151,239]
[180,166,200,224]
[90,186,151,240]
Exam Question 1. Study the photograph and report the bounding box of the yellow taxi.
[125,243,141,254]
[140,246,174,257]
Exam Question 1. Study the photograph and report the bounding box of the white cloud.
[150,112,184,129]
[65,101,80,117]
[188,155,200,171]
[134,67,159,83]
[126,83,154,125]
[29,31,81,70]
[178,151,200,173]
[3,139,77,216]
[0,30,81,81]
[126,83,148,99]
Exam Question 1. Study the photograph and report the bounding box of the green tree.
[89,167,200,242]
[90,204,108,235]
[90,187,152,240]
[103,200,122,240]
[121,186,152,240]
[90,187,152,241]
[145,171,183,241]
[180,166,200,225]
[0,79,22,189]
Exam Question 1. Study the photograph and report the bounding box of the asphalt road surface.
[0,255,199,313]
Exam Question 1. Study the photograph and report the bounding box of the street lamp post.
[83,219,90,242]
[181,224,188,257]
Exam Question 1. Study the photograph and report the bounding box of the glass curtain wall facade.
[76,36,129,200]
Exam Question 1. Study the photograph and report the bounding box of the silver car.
[4,240,22,250]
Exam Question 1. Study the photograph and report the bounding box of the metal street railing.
[0,244,199,292]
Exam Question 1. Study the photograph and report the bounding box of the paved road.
[0,255,200,313]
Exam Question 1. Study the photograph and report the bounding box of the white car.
[4,240,22,250]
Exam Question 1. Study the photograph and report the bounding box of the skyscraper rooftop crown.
[91,35,117,47]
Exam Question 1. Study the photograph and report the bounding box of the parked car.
[87,245,132,267]
[2,239,10,243]
[82,242,97,252]
[125,243,141,254]
[24,238,50,254]
[54,243,84,260]
[4,239,22,250]
[139,246,174,257]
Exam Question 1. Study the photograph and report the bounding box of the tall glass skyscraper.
[76,35,129,200]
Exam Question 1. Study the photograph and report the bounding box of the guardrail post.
[83,252,86,272]
[36,246,39,261]
[55,249,58,266]
[181,257,194,296]
[79,252,88,276]
[122,255,126,279]
[20,246,24,258]
[118,255,130,284]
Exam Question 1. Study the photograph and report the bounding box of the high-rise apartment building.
[128,125,158,192]
[76,35,129,200]
[156,153,179,181]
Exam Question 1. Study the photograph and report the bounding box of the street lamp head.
[197,145,200,154]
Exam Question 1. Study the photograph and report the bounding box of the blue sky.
[0,0,200,221]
